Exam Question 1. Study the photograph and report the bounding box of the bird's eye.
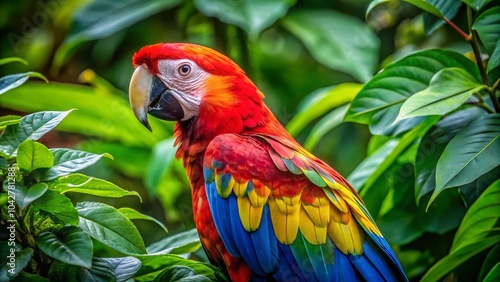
[178,64,191,76]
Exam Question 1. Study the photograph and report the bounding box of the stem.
[478,103,495,113]
[444,18,469,40]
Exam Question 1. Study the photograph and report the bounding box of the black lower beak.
[148,76,185,122]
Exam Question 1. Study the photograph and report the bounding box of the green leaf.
[473,7,500,54]
[53,173,141,200]
[0,248,34,281]
[452,179,500,251]
[479,244,500,281]
[49,258,115,282]
[395,68,485,123]
[154,265,211,282]
[366,0,392,19]
[414,107,485,203]
[40,149,112,181]
[76,202,146,254]
[421,0,462,35]
[0,110,74,157]
[133,254,220,281]
[345,49,480,135]
[404,0,444,19]
[18,183,49,209]
[118,207,168,234]
[421,235,500,282]
[0,115,20,129]
[17,140,54,172]
[33,190,79,225]
[0,72,48,95]
[0,83,169,148]
[347,139,399,190]
[146,138,176,193]
[0,57,28,65]
[282,9,379,82]
[285,83,361,136]
[53,0,181,70]
[103,257,142,282]
[462,0,493,10]
[487,39,500,73]
[147,229,201,255]
[194,0,295,40]
[36,226,93,268]
[484,263,500,282]
[359,117,440,197]
[430,114,500,206]
[303,105,348,150]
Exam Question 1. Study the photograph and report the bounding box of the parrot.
[128,43,408,282]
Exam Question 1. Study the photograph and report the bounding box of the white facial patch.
[156,59,209,121]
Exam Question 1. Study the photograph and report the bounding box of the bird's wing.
[203,133,407,281]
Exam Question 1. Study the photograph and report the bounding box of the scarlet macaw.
[129,43,407,282]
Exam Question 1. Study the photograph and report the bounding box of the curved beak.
[129,65,185,131]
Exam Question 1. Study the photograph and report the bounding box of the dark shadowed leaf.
[346,49,480,135]
[484,263,500,282]
[395,68,485,123]
[0,248,33,281]
[118,207,168,234]
[0,72,47,95]
[0,110,73,157]
[53,173,141,200]
[48,258,116,282]
[479,244,500,281]
[282,9,379,82]
[36,226,93,268]
[147,229,200,255]
[194,0,295,40]
[33,190,79,225]
[487,39,500,73]
[103,257,142,282]
[41,149,112,180]
[17,140,54,172]
[76,202,146,254]
[430,114,500,206]
[463,0,493,10]
[459,166,500,207]
[473,7,500,54]
[154,265,211,282]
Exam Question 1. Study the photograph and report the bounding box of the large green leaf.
[0,72,47,95]
[487,39,500,73]
[16,183,48,209]
[118,207,168,234]
[479,244,500,281]
[303,105,348,150]
[76,202,146,254]
[36,226,93,268]
[194,0,295,40]
[473,7,500,54]
[40,149,112,181]
[52,173,141,200]
[421,0,462,35]
[0,83,169,148]
[462,0,493,10]
[103,257,142,282]
[285,83,360,136]
[33,190,79,225]
[49,258,115,282]
[403,0,444,19]
[133,254,220,281]
[147,229,200,255]
[414,107,485,203]
[16,140,54,172]
[345,49,480,135]
[0,248,34,281]
[430,114,500,206]
[154,265,211,282]
[421,235,500,282]
[0,110,73,157]
[282,9,379,82]
[395,68,485,123]
[53,0,181,69]
[452,179,500,251]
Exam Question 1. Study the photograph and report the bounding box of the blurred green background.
[0,0,480,279]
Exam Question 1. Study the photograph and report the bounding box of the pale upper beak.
[129,65,185,131]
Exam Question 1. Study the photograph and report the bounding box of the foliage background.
[1,0,499,281]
